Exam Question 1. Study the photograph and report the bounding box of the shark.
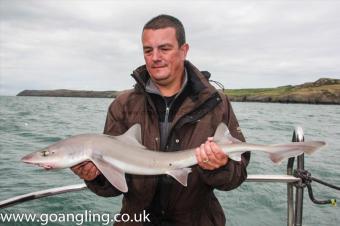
[21,123,326,192]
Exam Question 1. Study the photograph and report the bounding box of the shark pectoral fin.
[166,168,192,187]
[91,157,128,193]
[115,124,145,149]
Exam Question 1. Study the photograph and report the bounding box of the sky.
[0,0,339,95]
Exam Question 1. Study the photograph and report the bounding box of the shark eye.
[41,150,50,157]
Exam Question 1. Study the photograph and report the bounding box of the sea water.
[0,96,339,226]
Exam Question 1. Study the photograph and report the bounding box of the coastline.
[225,78,340,105]
[16,89,121,98]
[16,78,340,104]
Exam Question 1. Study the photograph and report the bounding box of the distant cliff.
[17,78,340,104]
[17,89,120,98]
[225,78,340,104]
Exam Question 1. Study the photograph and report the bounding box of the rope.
[294,169,339,207]
[311,176,340,191]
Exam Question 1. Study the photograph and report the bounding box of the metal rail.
[0,175,300,209]
[0,184,87,209]
[246,175,300,183]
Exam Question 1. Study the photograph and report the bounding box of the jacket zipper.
[170,92,222,136]
[163,101,173,151]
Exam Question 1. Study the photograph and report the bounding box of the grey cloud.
[0,0,339,95]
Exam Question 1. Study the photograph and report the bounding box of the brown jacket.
[85,61,250,226]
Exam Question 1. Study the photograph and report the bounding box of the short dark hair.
[143,14,186,46]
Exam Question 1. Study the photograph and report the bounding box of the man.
[72,15,250,226]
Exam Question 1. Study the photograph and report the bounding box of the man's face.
[142,27,189,86]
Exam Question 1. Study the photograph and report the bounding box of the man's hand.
[195,137,229,170]
[71,161,101,181]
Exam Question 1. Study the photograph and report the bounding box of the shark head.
[21,135,91,169]
[21,146,62,169]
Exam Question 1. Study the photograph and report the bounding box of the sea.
[0,96,339,226]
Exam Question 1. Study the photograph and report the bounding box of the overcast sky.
[0,0,339,95]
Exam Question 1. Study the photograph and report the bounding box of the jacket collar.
[131,60,216,99]
[145,68,188,97]
[131,61,221,131]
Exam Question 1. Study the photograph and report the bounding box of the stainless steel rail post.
[287,156,295,226]
[293,127,305,226]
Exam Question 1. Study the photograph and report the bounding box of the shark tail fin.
[269,141,326,164]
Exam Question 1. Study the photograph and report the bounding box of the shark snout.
[21,152,55,170]
[21,153,35,164]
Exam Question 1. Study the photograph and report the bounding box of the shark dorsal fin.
[116,124,145,148]
[213,123,229,142]
[213,123,242,144]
